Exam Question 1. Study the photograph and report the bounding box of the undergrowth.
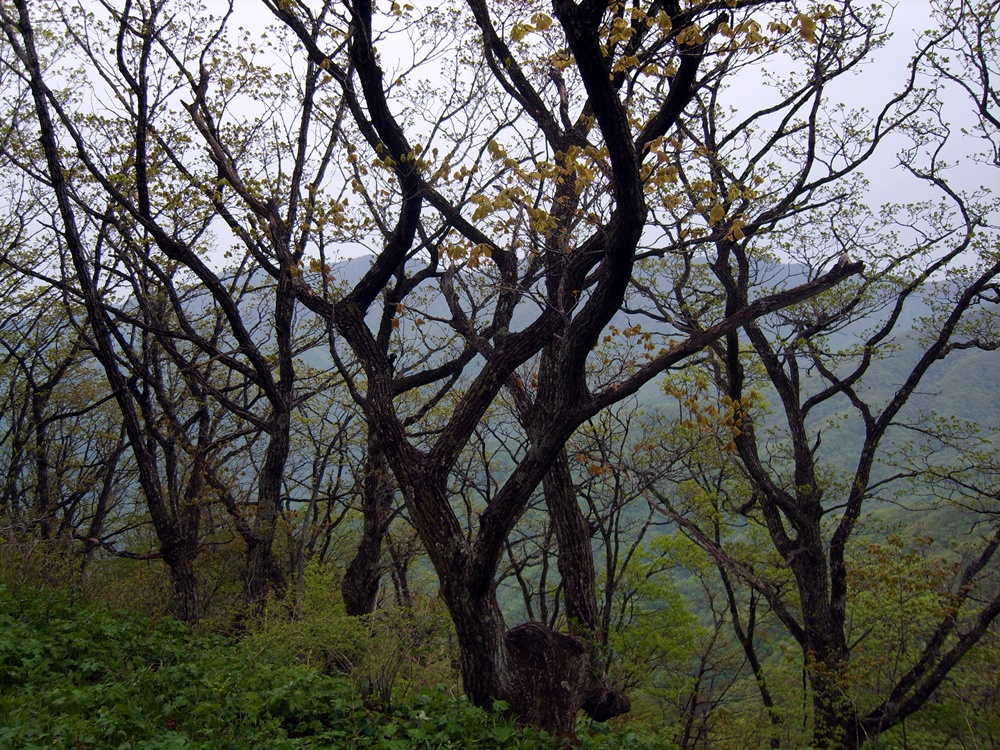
[0,582,673,749]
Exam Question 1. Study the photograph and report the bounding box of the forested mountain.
[1,0,999,748]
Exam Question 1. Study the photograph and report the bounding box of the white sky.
[203,0,993,258]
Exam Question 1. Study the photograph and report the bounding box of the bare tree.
[0,284,130,564]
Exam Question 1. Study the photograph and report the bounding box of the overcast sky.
[206,0,991,256]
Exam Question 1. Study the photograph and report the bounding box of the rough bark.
[342,439,394,616]
[163,540,200,624]
[505,622,630,741]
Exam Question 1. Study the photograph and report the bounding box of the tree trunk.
[543,451,601,638]
[31,387,52,539]
[396,467,626,739]
[505,622,629,739]
[385,532,414,608]
[166,561,198,623]
[162,533,200,623]
[440,560,628,739]
[342,439,393,615]
[241,270,295,615]
[444,581,625,740]
[809,661,861,750]
[243,532,284,614]
[790,543,859,750]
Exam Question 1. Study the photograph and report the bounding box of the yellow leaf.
[675,24,705,46]
[511,22,530,42]
[531,12,552,30]
[655,11,672,34]
[794,13,818,43]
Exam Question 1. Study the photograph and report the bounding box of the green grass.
[0,583,673,749]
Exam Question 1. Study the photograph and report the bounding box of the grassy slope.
[0,582,669,750]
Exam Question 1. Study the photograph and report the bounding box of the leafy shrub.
[0,581,674,748]
[244,564,456,708]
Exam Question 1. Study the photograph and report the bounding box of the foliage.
[0,581,675,749]
[606,535,698,701]
[243,564,455,708]
[1,0,999,743]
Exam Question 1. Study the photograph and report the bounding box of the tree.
[0,284,130,566]
[926,0,999,168]
[11,0,971,737]
[0,0,349,619]
[622,2,1000,745]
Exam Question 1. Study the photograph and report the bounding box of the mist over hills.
[308,255,999,431]
[268,251,995,532]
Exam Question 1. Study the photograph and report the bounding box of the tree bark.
[163,542,200,624]
[342,438,393,615]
